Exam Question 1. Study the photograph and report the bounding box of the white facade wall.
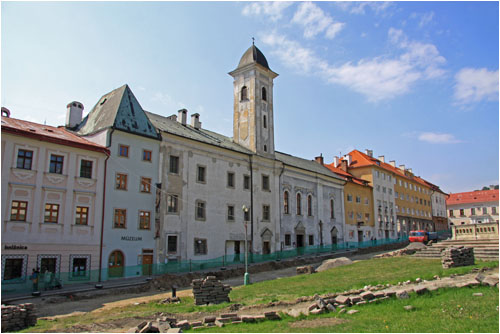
[431,192,447,218]
[372,168,397,238]
[1,132,106,281]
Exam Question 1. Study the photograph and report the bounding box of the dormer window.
[262,87,267,101]
[241,86,248,101]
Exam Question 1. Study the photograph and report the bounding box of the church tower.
[229,44,278,157]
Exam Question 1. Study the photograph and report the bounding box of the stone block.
[335,295,351,305]
[360,291,374,300]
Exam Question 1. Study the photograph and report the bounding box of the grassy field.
[20,257,499,333]
[190,286,499,333]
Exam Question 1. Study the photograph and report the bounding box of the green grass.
[189,286,499,333]
[20,257,498,333]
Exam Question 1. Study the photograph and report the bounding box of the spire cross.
[252,37,255,45]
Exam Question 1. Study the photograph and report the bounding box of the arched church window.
[297,193,302,215]
[262,87,267,101]
[241,86,248,101]
[284,191,289,214]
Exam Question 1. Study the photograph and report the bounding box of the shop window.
[3,257,25,281]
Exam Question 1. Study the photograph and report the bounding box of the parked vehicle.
[409,230,438,244]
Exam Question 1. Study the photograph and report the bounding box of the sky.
[1,1,499,194]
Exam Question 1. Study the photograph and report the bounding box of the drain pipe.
[278,163,285,252]
[249,154,254,253]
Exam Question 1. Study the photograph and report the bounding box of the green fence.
[1,237,408,297]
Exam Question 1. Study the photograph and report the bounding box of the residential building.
[1,110,108,283]
[424,180,449,232]
[325,157,374,242]
[447,189,499,226]
[73,86,161,278]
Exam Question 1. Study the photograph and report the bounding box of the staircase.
[412,239,499,261]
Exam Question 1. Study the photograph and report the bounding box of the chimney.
[1,107,10,117]
[66,101,84,128]
[333,156,340,168]
[345,154,352,166]
[340,159,348,172]
[314,154,324,165]
[178,109,187,125]
[378,155,385,163]
[190,113,201,129]
[365,149,373,157]
[399,164,405,171]
[389,160,396,167]
[408,168,413,174]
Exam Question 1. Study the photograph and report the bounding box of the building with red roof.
[447,189,499,226]
[1,110,109,285]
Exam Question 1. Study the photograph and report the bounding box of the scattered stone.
[159,297,181,304]
[229,303,242,311]
[356,301,367,305]
[166,328,182,333]
[396,291,410,299]
[264,311,280,320]
[350,296,362,304]
[310,308,325,315]
[360,291,375,300]
[338,309,346,314]
[220,313,237,319]
[175,320,190,330]
[482,275,499,287]
[385,291,396,297]
[347,310,359,315]
[214,320,224,328]
[241,315,256,323]
[373,291,385,298]
[190,321,202,327]
[335,295,351,305]
[308,303,318,311]
[337,304,346,309]
[415,278,422,283]
[326,303,336,312]
[414,287,428,295]
[254,315,266,322]
[433,275,440,280]
[296,265,316,274]
[473,293,483,297]
[404,305,414,311]
[203,316,216,324]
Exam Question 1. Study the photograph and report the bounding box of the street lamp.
[242,205,250,285]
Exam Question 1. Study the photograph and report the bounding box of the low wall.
[452,222,499,240]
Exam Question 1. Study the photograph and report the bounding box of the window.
[167,195,178,213]
[388,189,392,195]
[395,191,399,198]
[483,207,487,214]
[227,172,235,188]
[3,258,24,280]
[139,211,151,230]
[330,199,335,219]
[355,196,361,203]
[262,87,267,101]
[263,115,267,129]
[80,160,93,178]
[365,213,370,221]
[118,145,129,157]
[375,171,380,178]
[244,209,250,221]
[194,238,207,255]
[262,175,270,191]
[382,173,386,180]
[309,235,314,246]
[169,155,179,174]
[116,173,128,190]
[240,86,248,101]
[264,145,267,152]
[284,191,289,214]
[285,234,291,246]
[10,201,27,221]
[364,197,369,205]
[114,209,126,228]
[349,211,354,219]
[307,195,313,216]
[492,207,497,214]
[382,187,386,193]
[44,203,59,223]
[347,194,353,202]
[71,257,88,278]
[243,175,250,190]
[404,182,408,188]
[168,235,178,253]
[356,212,362,220]
[142,150,152,162]
[75,206,89,225]
[17,149,33,170]
[197,166,206,183]
[140,177,151,193]
[376,185,380,192]
[196,201,206,220]
[49,154,64,174]
[296,193,302,215]
[227,205,235,221]
[263,205,270,221]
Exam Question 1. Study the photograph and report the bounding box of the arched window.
[296,193,302,215]
[284,191,289,214]
[307,195,312,216]
[263,115,267,129]
[262,87,267,101]
[264,145,267,152]
[330,199,334,219]
[241,86,248,101]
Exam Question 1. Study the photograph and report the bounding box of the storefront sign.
[4,244,28,250]
[121,236,142,241]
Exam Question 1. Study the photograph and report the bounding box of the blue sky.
[2,1,498,194]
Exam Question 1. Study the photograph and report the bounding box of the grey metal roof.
[145,111,253,154]
[76,84,159,139]
[275,151,345,181]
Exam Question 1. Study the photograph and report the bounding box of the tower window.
[241,86,248,101]
[263,115,267,128]
[262,87,267,101]
[264,145,267,152]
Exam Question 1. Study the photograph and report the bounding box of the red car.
[409,230,428,243]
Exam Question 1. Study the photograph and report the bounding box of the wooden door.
[142,255,153,276]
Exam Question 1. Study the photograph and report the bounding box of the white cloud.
[336,1,392,15]
[262,29,446,102]
[242,1,293,22]
[454,68,499,104]
[419,11,434,28]
[291,2,345,39]
[418,132,462,144]
[151,92,185,112]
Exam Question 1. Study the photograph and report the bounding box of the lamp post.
[242,205,250,285]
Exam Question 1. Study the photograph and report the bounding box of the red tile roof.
[447,189,499,205]
[1,116,109,154]
[325,163,371,187]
